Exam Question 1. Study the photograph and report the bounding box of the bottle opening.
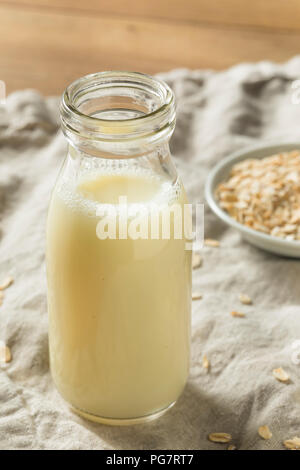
[60,72,176,156]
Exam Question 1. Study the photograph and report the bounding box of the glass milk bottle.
[46,72,192,425]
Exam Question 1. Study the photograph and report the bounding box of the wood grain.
[4,0,300,30]
[0,2,300,95]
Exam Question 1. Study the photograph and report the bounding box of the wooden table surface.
[1,0,300,96]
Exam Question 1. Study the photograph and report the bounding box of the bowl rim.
[205,140,300,250]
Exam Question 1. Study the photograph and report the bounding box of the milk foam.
[56,168,182,218]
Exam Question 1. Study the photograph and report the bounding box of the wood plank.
[1,5,300,95]
[3,0,300,30]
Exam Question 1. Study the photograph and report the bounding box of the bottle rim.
[60,71,176,150]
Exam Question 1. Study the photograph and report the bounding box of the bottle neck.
[64,141,178,190]
[60,72,176,159]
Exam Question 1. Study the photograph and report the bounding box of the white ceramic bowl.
[205,141,300,258]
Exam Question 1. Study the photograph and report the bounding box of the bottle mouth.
[60,71,176,156]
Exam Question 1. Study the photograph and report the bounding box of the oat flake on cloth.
[1,57,300,450]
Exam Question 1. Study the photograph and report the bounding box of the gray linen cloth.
[1,57,300,450]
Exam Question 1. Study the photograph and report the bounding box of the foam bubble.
[56,168,182,218]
